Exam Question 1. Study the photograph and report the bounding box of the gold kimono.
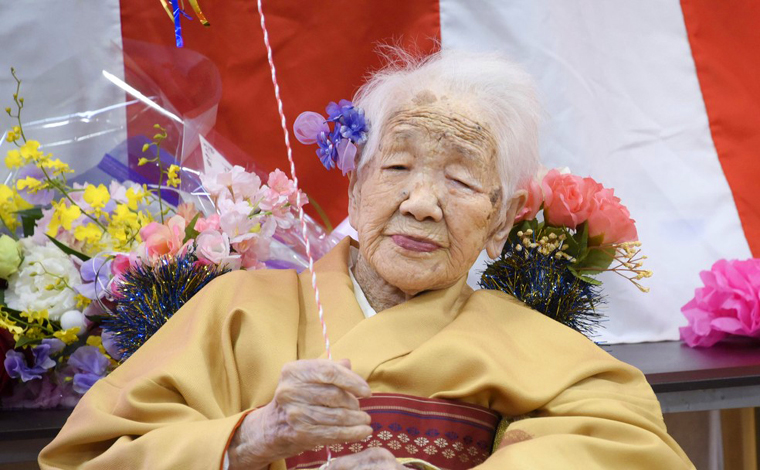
[39,238,693,469]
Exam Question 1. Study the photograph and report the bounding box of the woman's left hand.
[326,448,407,469]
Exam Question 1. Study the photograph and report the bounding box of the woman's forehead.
[382,102,497,162]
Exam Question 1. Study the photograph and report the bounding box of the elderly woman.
[39,50,693,469]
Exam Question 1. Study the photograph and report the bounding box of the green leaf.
[568,265,603,285]
[15,207,44,238]
[183,212,202,243]
[15,335,41,349]
[575,246,616,276]
[45,234,90,261]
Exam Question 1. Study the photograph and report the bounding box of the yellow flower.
[74,223,103,245]
[0,184,30,231]
[125,187,146,211]
[138,157,149,166]
[21,309,49,323]
[53,327,80,345]
[47,200,82,236]
[166,164,181,188]
[5,149,23,168]
[41,158,74,176]
[16,176,43,192]
[83,184,110,214]
[19,140,47,164]
[5,127,20,143]
[75,294,91,310]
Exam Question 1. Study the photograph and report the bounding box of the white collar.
[348,246,378,319]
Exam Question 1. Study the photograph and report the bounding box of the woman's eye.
[449,177,473,190]
[385,165,409,171]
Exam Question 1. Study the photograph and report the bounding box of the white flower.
[6,239,82,321]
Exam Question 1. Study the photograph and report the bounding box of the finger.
[280,383,361,409]
[287,405,370,427]
[328,447,399,470]
[316,424,374,445]
[336,358,351,370]
[287,360,371,397]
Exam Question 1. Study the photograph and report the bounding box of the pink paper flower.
[680,258,760,347]
[541,169,600,229]
[195,230,241,269]
[267,169,295,196]
[139,215,189,260]
[514,178,543,223]
[233,235,270,270]
[586,187,638,245]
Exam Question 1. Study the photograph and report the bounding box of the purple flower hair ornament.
[294,99,368,175]
[4,338,65,382]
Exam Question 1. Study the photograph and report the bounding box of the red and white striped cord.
[255,1,334,464]
[254,1,333,361]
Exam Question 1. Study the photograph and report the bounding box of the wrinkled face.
[349,94,524,295]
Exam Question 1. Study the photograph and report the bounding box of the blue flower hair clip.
[293,100,369,175]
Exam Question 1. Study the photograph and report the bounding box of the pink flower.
[111,254,135,277]
[194,214,221,232]
[233,235,270,270]
[201,166,262,200]
[267,169,295,196]
[139,215,189,260]
[542,169,600,229]
[586,188,638,245]
[680,258,760,347]
[195,230,241,269]
[176,202,199,221]
[514,178,543,223]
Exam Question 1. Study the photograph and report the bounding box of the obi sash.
[284,393,501,470]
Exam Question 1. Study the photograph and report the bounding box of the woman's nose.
[399,180,443,222]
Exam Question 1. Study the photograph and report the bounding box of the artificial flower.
[5,149,23,168]
[4,339,64,382]
[47,200,82,236]
[18,140,47,164]
[53,327,80,345]
[67,346,109,394]
[166,164,181,188]
[316,127,342,171]
[194,214,221,232]
[83,184,110,215]
[5,239,81,321]
[76,256,112,300]
[15,165,54,205]
[176,202,199,222]
[59,310,87,334]
[0,234,21,278]
[74,223,103,246]
[139,215,189,260]
[541,169,599,230]
[586,187,638,245]
[338,106,368,145]
[195,230,241,269]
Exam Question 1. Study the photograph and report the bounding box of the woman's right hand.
[228,358,374,470]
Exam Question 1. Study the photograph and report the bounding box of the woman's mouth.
[391,234,441,252]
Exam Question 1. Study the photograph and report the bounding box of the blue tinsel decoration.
[103,252,229,361]
[479,239,604,338]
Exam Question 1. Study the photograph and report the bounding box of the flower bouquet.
[0,69,335,408]
[479,168,651,337]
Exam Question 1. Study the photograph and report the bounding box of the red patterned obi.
[285,393,500,470]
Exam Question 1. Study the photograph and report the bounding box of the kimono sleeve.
[39,269,301,470]
[478,363,694,470]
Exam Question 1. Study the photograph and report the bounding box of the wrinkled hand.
[228,359,373,470]
[326,448,407,469]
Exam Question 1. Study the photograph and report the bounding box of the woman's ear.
[485,189,527,258]
[347,170,360,231]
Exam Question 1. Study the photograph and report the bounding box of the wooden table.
[603,339,760,413]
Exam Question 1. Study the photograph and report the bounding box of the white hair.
[353,48,541,200]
